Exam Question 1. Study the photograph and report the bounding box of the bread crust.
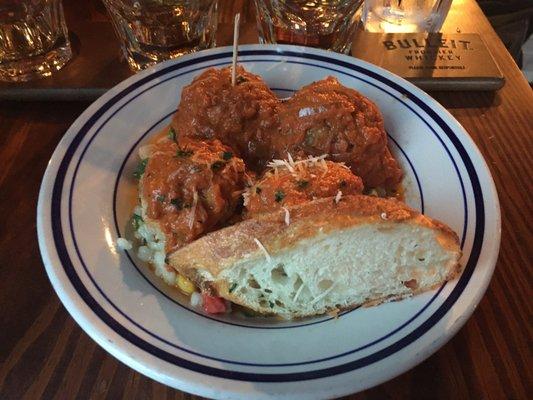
[168,195,462,316]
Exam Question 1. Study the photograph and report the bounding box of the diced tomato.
[202,293,226,314]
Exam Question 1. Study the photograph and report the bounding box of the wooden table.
[0,1,531,399]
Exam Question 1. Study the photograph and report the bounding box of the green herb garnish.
[221,151,233,160]
[167,127,176,141]
[176,147,193,158]
[170,198,191,210]
[156,195,165,203]
[133,158,148,179]
[235,75,248,84]
[296,180,309,189]
[255,187,262,194]
[132,213,144,229]
[170,198,182,209]
[274,190,285,203]
[229,283,238,293]
[211,160,225,171]
[269,301,274,308]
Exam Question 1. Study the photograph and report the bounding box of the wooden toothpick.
[231,13,240,86]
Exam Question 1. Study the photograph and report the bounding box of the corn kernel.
[176,274,195,295]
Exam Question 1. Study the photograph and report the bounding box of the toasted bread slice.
[168,195,462,318]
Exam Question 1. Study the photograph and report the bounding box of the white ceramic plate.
[37,45,500,400]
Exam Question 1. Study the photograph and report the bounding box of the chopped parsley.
[274,190,285,203]
[229,283,238,293]
[167,127,176,141]
[133,158,148,179]
[156,195,165,203]
[132,213,143,229]
[269,301,274,308]
[255,186,262,194]
[211,160,225,171]
[175,147,193,158]
[296,180,309,189]
[170,198,182,209]
[221,151,233,160]
[171,198,191,210]
[235,75,248,84]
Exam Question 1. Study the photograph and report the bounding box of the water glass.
[103,0,218,72]
[0,0,72,82]
[253,0,364,54]
[362,0,453,32]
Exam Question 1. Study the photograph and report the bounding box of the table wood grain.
[0,0,531,399]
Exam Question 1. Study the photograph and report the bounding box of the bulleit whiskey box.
[351,33,504,91]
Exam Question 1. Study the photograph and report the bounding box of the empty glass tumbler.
[362,0,453,33]
[103,0,218,71]
[0,0,72,82]
[253,0,363,54]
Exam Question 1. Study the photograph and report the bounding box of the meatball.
[272,77,403,190]
[172,66,280,171]
[244,156,363,217]
[140,136,246,252]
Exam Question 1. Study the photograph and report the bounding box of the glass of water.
[102,0,218,72]
[0,0,72,82]
[253,0,363,54]
[362,0,453,32]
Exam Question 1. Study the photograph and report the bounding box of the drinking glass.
[253,0,364,54]
[0,0,72,82]
[102,0,218,72]
[362,0,453,32]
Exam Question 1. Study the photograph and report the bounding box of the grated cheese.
[298,107,314,117]
[287,152,295,166]
[242,188,251,207]
[309,283,337,305]
[138,144,154,159]
[293,281,306,302]
[338,162,351,171]
[335,190,343,204]
[267,154,329,171]
[253,238,272,264]
[267,154,330,180]
[116,237,133,250]
[190,292,203,307]
[282,207,290,226]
